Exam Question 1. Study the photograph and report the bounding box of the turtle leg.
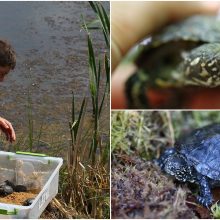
[125,69,149,109]
[197,175,213,207]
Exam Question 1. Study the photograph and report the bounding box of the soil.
[112,153,220,219]
[0,192,37,206]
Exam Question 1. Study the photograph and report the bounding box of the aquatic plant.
[60,2,110,218]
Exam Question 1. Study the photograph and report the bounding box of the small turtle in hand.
[155,123,220,207]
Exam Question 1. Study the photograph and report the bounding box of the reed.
[60,2,110,218]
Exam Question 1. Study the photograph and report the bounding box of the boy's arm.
[0,117,16,142]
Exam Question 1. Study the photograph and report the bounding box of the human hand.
[0,117,16,142]
[111,1,220,109]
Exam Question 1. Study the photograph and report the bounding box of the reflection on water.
[0,2,109,153]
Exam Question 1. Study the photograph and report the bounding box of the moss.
[111,154,196,219]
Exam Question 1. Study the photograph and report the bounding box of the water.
[0,2,109,153]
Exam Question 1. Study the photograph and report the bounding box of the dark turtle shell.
[175,123,220,180]
[126,15,220,109]
[152,15,220,44]
[136,15,220,65]
[0,184,13,196]
[135,15,220,87]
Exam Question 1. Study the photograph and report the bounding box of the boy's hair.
[0,40,16,70]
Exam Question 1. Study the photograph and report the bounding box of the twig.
[53,198,75,219]
[165,111,175,146]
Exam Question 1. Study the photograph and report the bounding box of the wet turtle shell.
[175,123,220,180]
[4,180,15,190]
[0,184,13,196]
[14,185,27,192]
[126,15,220,108]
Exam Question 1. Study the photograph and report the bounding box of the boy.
[0,40,16,142]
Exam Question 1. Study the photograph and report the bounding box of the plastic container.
[0,151,63,219]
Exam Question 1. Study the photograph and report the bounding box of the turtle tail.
[125,69,149,109]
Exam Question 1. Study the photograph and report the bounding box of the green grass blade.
[82,19,100,30]
[100,4,110,34]
[97,58,101,92]
[88,35,97,82]
[104,53,110,85]
[27,91,33,152]
[74,97,86,139]
[96,4,109,47]
[89,2,109,47]
[89,2,98,13]
[98,82,107,118]
[98,54,109,117]
[72,92,75,124]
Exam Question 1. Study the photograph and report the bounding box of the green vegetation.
[59,2,110,218]
[112,111,220,159]
[211,202,220,219]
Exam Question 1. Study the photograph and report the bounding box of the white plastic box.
[0,151,63,219]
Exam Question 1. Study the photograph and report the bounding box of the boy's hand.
[0,117,16,142]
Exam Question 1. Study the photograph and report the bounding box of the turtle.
[4,180,27,192]
[22,198,35,206]
[14,185,27,192]
[155,123,220,207]
[0,183,13,196]
[125,15,220,109]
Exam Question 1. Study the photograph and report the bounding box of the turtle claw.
[197,196,213,208]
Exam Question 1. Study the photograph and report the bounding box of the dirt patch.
[0,192,37,205]
[111,154,197,219]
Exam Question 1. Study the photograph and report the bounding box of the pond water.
[0,2,109,154]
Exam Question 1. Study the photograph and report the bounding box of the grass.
[27,91,33,152]
[112,111,220,158]
[111,111,175,160]
[58,2,110,218]
[211,202,220,219]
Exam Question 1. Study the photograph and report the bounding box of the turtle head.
[163,153,193,182]
[154,147,176,169]
[156,148,193,182]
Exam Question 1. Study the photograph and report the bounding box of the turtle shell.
[153,15,220,44]
[134,15,220,86]
[135,15,220,72]
[125,15,220,109]
[175,123,220,180]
